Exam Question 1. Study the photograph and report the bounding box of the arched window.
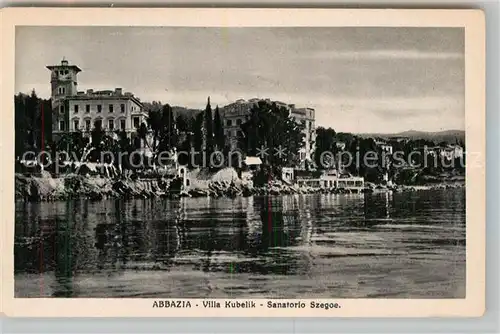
[84,118,92,131]
[107,118,115,130]
[72,117,80,131]
[94,117,103,130]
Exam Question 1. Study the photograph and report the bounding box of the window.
[74,105,79,114]
[226,119,232,126]
[85,105,90,113]
[94,119,102,129]
[59,120,65,131]
[120,119,126,130]
[108,119,114,130]
[109,104,114,113]
[133,117,140,129]
[85,120,91,131]
[58,87,65,94]
[236,119,242,125]
[60,105,65,113]
[120,104,125,113]
[64,70,69,75]
[97,105,102,113]
[73,120,79,130]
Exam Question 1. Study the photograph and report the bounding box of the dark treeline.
[15,92,304,174]
[314,126,466,184]
[15,91,52,158]
[15,91,465,184]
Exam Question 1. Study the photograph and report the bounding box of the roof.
[46,65,82,72]
[244,156,262,166]
[66,95,143,107]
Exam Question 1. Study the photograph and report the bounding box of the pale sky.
[15,27,464,133]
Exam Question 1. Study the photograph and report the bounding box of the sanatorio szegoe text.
[152,300,341,310]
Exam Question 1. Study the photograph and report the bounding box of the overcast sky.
[16,27,464,133]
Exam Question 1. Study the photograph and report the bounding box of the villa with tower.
[46,58,147,140]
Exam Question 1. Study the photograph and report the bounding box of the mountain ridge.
[356,129,465,144]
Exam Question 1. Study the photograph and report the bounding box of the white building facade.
[47,59,147,139]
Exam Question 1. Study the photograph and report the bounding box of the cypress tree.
[204,97,213,155]
[213,105,224,151]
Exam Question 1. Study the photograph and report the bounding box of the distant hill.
[357,130,465,144]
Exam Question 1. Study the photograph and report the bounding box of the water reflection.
[15,189,466,298]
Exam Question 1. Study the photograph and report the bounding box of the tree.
[56,131,88,161]
[213,105,224,151]
[14,90,52,157]
[146,103,179,165]
[240,100,305,170]
[88,120,107,162]
[147,109,163,153]
[175,114,190,133]
[15,93,29,157]
[158,104,178,152]
[137,122,148,145]
[192,111,204,152]
[113,130,132,171]
[314,127,336,169]
[204,97,214,154]
[178,133,193,167]
[143,101,163,114]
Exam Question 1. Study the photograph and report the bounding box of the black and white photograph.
[11,19,475,304]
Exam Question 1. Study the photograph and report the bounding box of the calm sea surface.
[14,189,465,298]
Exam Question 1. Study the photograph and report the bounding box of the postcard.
[0,7,485,317]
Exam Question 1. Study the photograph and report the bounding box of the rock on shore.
[15,173,168,202]
[15,172,465,202]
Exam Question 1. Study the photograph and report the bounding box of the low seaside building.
[422,144,464,160]
[374,139,394,155]
[335,141,347,151]
[241,156,262,182]
[295,169,365,193]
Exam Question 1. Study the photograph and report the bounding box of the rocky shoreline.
[15,173,465,202]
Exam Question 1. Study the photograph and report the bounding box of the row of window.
[225,118,244,127]
[225,130,243,137]
[300,120,314,129]
[60,104,127,114]
[59,117,141,131]
[224,117,313,129]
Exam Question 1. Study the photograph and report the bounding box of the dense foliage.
[15,91,465,184]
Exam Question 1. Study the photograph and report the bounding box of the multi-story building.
[220,98,316,168]
[221,99,251,145]
[423,144,464,160]
[46,59,147,140]
[289,106,316,165]
[374,139,394,155]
